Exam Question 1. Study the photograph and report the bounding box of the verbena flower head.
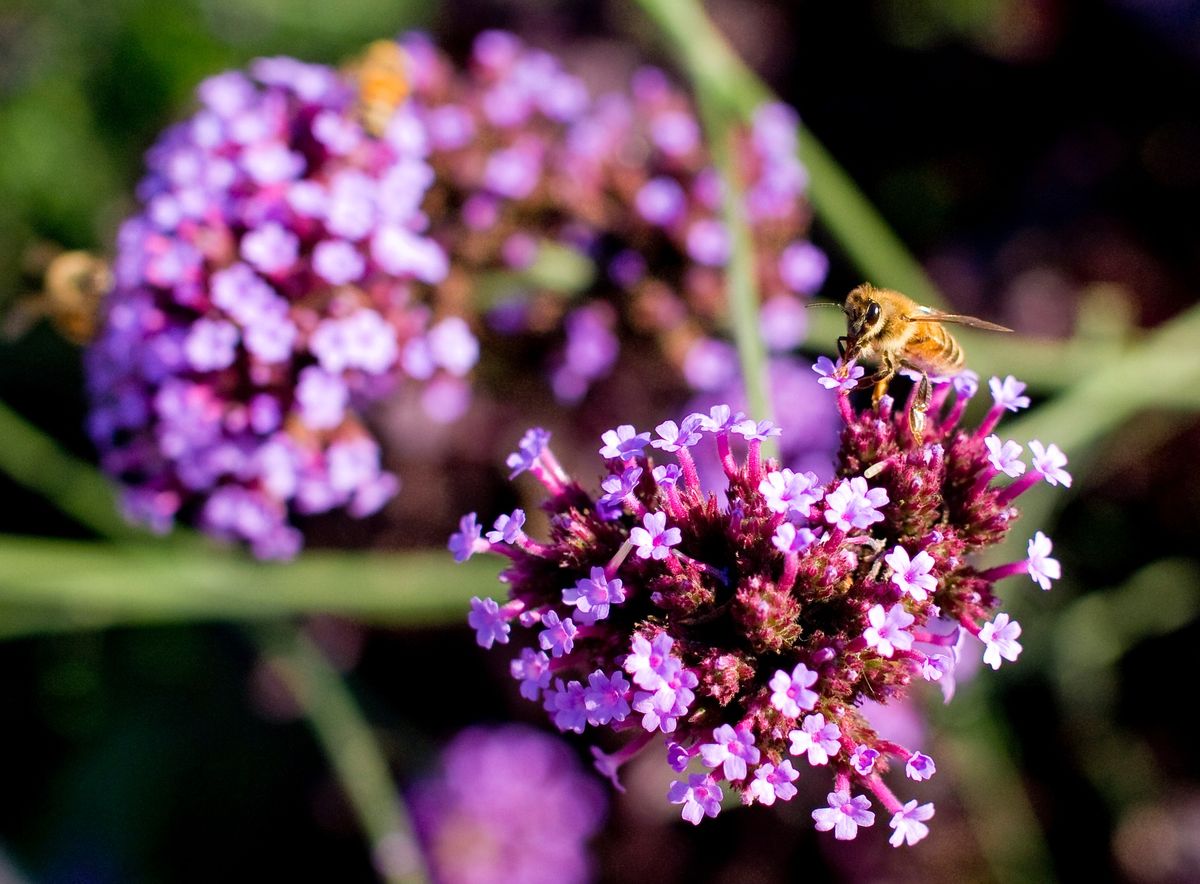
[403,31,826,404]
[85,56,470,557]
[455,368,1067,843]
[410,725,605,884]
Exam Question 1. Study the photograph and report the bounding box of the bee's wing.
[906,306,1012,333]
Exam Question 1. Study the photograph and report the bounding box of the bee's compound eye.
[865,301,881,324]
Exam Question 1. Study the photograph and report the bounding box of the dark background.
[1,0,1198,881]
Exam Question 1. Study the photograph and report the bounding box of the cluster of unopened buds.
[454,368,1067,844]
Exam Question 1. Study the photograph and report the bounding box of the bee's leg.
[909,371,932,441]
[867,352,897,405]
[836,336,850,359]
[872,373,894,406]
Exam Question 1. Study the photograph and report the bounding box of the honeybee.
[347,40,411,138]
[823,283,1012,437]
[4,248,111,344]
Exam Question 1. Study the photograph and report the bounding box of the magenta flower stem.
[942,396,969,433]
[864,773,905,815]
[929,383,951,417]
[716,434,737,478]
[996,471,1043,505]
[611,729,656,766]
[664,484,688,522]
[976,404,1006,438]
[970,469,997,498]
[606,540,636,579]
[779,552,800,593]
[835,391,856,425]
[747,439,763,484]
[978,561,1030,582]
[515,537,552,558]
[530,462,567,497]
[676,447,702,493]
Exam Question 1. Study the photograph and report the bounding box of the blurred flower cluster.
[85,54,472,558]
[404,30,826,404]
[457,371,1067,843]
[82,31,831,558]
[410,725,606,884]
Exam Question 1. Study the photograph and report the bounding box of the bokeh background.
[2,0,1200,881]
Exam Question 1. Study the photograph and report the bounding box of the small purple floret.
[980,613,1023,669]
[1026,531,1061,590]
[630,511,681,560]
[769,663,819,719]
[668,773,723,825]
[813,791,875,841]
[468,596,510,649]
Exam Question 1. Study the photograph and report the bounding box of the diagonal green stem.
[693,83,774,444]
[989,299,1200,568]
[255,624,429,884]
[0,398,143,541]
[930,683,1058,884]
[1004,300,1200,452]
[633,0,945,308]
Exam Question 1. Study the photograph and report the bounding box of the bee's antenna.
[804,300,843,309]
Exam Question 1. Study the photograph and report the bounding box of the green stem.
[0,402,445,880]
[0,398,142,541]
[988,300,1200,566]
[693,82,774,444]
[1005,300,1200,451]
[0,535,499,635]
[255,624,429,884]
[633,0,944,308]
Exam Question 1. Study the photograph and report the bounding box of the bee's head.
[844,283,884,341]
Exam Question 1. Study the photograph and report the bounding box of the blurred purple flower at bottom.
[412,726,606,884]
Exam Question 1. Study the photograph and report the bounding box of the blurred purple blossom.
[87,55,476,557]
[411,725,605,884]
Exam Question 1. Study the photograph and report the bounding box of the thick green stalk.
[0,403,443,879]
[0,535,499,634]
[1005,300,1200,451]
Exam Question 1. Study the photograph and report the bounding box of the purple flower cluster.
[410,725,605,884]
[85,56,475,557]
[403,30,826,404]
[453,371,1067,843]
